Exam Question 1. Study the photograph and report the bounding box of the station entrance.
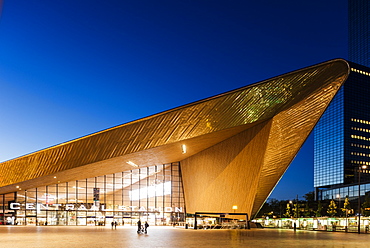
[0,163,186,226]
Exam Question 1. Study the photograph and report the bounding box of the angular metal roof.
[0,59,350,217]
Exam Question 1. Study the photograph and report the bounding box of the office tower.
[349,0,370,66]
[314,62,370,200]
[314,1,370,201]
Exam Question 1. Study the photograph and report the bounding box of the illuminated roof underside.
[0,59,349,218]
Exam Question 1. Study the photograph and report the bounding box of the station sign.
[9,202,183,213]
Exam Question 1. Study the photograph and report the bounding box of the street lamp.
[358,165,367,234]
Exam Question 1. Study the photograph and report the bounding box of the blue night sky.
[0,0,348,200]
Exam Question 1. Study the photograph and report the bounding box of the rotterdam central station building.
[0,59,354,226]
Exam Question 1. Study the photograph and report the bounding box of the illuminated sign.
[9,202,183,212]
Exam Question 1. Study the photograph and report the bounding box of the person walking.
[111,221,114,229]
[144,221,149,234]
[137,220,142,233]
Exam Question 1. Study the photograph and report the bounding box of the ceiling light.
[127,161,138,167]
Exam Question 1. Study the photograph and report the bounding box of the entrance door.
[26,217,36,225]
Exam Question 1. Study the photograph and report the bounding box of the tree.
[256,201,271,217]
[315,201,323,217]
[284,203,292,218]
[255,198,282,218]
[362,194,370,217]
[342,196,351,216]
[293,202,299,218]
[267,198,281,216]
[303,191,315,202]
[327,200,337,217]
[303,202,311,217]
[342,196,351,229]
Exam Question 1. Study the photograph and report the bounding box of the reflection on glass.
[129,181,171,201]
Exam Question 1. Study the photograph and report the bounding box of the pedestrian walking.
[144,221,149,234]
[137,220,142,233]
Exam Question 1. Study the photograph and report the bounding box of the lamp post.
[358,165,367,234]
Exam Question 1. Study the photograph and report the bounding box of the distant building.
[0,59,348,226]
[314,1,370,203]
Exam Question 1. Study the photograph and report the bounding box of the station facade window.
[0,162,185,226]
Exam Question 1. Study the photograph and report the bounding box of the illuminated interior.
[0,163,185,226]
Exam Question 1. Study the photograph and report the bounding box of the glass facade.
[315,63,370,199]
[315,1,370,200]
[0,162,185,226]
[349,0,370,67]
[314,86,344,188]
[321,181,370,201]
[345,64,370,184]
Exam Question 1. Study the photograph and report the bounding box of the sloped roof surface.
[0,59,349,201]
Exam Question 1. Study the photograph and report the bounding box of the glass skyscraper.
[314,1,370,201]
[315,63,370,199]
[349,0,370,67]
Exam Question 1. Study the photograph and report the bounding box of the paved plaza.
[1,226,370,248]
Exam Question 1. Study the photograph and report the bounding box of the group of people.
[111,221,119,229]
[109,219,149,234]
[137,220,149,234]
